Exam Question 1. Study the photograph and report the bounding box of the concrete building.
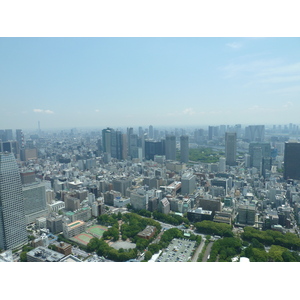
[0,152,28,250]
[236,205,256,225]
[130,189,148,211]
[187,208,213,222]
[26,246,65,262]
[165,135,176,161]
[63,220,86,239]
[23,181,47,224]
[46,215,63,234]
[180,135,189,163]
[225,132,237,166]
[158,197,170,214]
[181,172,196,195]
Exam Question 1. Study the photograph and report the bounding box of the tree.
[20,251,27,262]
[144,251,153,261]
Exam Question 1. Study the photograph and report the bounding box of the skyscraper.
[284,142,300,180]
[180,135,189,163]
[225,132,237,166]
[0,152,28,250]
[165,135,176,161]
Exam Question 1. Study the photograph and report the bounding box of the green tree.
[20,251,27,262]
[144,251,153,261]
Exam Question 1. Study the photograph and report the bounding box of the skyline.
[1,37,300,130]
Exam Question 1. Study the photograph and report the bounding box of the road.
[202,242,214,262]
[191,237,205,262]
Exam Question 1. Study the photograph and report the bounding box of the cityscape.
[1,123,300,263]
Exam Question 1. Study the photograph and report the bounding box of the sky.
[1,37,299,130]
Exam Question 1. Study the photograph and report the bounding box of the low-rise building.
[137,225,157,240]
[63,220,86,239]
[27,246,65,262]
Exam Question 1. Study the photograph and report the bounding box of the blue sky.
[1,37,300,130]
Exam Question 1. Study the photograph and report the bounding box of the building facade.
[0,152,28,250]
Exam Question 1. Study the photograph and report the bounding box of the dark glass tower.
[284,142,300,180]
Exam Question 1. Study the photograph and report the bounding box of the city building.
[180,135,189,163]
[23,181,47,224]
[63,220,86,239]
[284,142,300,180]
[26,246,65,262]
[0,152,28,250]
[225,132,236,166]
[181,172,196,195]
[165,135,176,161]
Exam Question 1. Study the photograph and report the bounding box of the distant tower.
[180,135,189,163]
[149,125,154,139]
[0,152,28,250]
[38,121,41,134]
[225,132,237,166]
[165,135,176,161]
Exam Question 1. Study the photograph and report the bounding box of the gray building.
[0,152,28,250]
[165,135,176,161]
[181,172,196,195]
[23,182,47,225]
[180,135,189,163]
[27,246,65,262]
[225,132,236,166]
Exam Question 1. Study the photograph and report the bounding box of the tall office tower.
[249,142,271,169]
[225,132,237,166]
[180,135,189,163]
[145,140,165,160]
[245,125,265,142]
[219,125,226,137]
[138,126,143,138]
[149,125,154,139]
[137,135,145,159]
[234,124,242,138]
[128,134,139,159]
[165,135,176,160]
[284,142,300,180]
[194,129,204,145]
[102,127,112,154]
[127,127,133,157]
[4,129,13,141]
[111,130,123,160]
[122,133,128,160]
[0,152,28,250]
[208,126,214,140]
[16,129,25,155]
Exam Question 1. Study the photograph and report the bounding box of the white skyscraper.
[0,152,28,250]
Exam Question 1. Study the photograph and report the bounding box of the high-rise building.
[148,125,154,139]
[111,130,123,160]
[102,128,113,154]
[225,132,237,166]
[165,135,176,161]
[145,140,165,161]
[249,142,271,172]
[245,125,265,142]
[0,152,28,250]
[284,142,300,180]
[180,135,189,163]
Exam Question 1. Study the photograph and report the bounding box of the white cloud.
[95,109,100,113]
[226,42,242,49]
[183,108,195,115]
[33,109,54,114]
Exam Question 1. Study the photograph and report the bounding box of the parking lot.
[156,238,197,262]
